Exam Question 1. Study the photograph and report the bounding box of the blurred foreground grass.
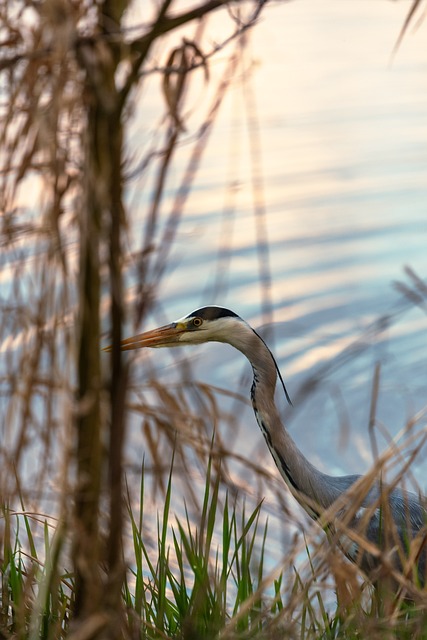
[2,442,427,639]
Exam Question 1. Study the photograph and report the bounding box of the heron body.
[117,306,427,583]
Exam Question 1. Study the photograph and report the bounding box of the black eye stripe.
[185,306,239,322]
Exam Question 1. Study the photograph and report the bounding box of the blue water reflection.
[124,2,427,535]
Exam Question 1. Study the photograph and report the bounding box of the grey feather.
[124,305,427,586]
[191,307,427,583]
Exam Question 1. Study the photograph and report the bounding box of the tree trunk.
[74,34,127,634]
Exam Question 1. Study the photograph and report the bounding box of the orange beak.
[103,322,186,352]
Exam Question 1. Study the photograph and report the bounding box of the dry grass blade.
[162,39,209,131]
[394,266,427,314]
[392,0,426,58]
[368,363,381,462]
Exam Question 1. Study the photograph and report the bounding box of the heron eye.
[192,317,203,328]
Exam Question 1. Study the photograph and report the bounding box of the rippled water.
[124,0,427,505]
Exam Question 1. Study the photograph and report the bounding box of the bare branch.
[119,0,267,108]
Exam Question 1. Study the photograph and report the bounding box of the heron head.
[111,306,245,351]
[104,305,292,405]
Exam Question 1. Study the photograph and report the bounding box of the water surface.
[125,0,427,504]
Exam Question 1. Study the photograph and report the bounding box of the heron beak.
[103,322,186,352]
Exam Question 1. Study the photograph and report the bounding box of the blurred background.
[122,0,427,522]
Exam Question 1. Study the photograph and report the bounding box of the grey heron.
[117,305,427,584]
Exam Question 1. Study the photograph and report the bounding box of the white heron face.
[106,305,292,405]
[114,306,246,351]
[175,307,245,345]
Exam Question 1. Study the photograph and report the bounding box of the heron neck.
[237,329,340,515]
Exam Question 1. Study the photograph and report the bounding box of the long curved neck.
[232,325,341,518]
